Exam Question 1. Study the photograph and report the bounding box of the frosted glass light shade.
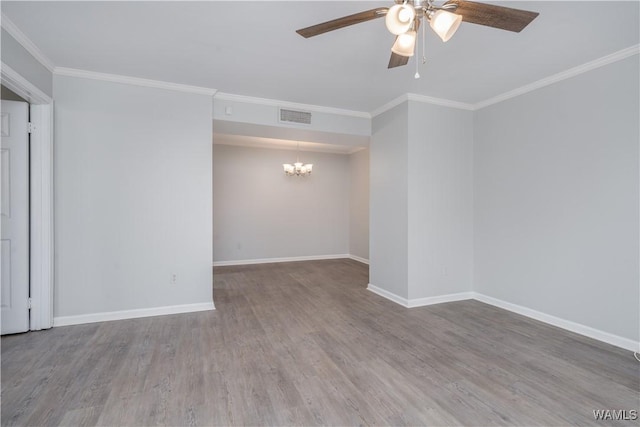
[429,10,462,42]
[283,162,312,176]
[385,4,415,35]
[391,30,416,57]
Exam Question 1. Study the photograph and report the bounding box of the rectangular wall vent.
[279,108,312,125]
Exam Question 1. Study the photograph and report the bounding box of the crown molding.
[348,146,367,154]
[1,13,56,73]
[373,45,640,114]
[1,62,52,104]
[370,94,409,117]
[214,92,371,119]
[370,93,474,117]
[407,93,475,111]
[2,9,635,117]
[475,44,640,110]
[54,67,218,96]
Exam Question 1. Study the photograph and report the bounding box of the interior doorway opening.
[1,65,54,332]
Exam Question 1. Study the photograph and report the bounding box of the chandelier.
[283,142,313,177]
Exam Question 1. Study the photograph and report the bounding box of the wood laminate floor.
[2,259,638,426]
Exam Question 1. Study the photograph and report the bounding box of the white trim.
[370,45,640,114]
[367,284,410,307]
[53,302,215,327]
[348,146,367,154]
[407,292,474,308]
[475,44,640,109]
[348,254,369,265]
[407,93,475,111]
[473,293,640,352]
[1,62,52,104]
[1,65,55,332]
[370,93,475,117]
[213,254,350,267]
[28,104,54,331]
[54,67,218,96]
[366,285,639,351]
[367,285,474,308]
[1,13,56,73]
[1,8,635,115]
[370,94,409,117]
[214,92,370,119]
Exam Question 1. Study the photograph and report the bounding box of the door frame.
[1,62,54,330]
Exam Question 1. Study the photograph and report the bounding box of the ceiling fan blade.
[388,51,410,68]
[296,7,388,38]
[445,0,539,33]
[387,16,420,69]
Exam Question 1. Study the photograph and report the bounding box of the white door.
[1,100,30,334]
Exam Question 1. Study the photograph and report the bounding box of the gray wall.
[474,56,639,342]
[54,75,213,316]
[369,100,475,301]
[370,103,409,298]
[349,148,369,261]
[1,28,52,97]
[408,101,474,299]
[213,144,350,262]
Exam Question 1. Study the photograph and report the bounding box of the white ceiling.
[2,1,638,113]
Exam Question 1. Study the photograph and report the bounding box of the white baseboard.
[348,254,369,265]
[408,292,474,308]
[367,284,472,308]
[213,254,350,267]
[213,254,369,267]
[366,284,639,352]
[367,284,410,307]
[53,301,215,327]
[472,293,639,352]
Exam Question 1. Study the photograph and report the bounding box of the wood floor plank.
[59,405,103,426]
[2,259,638,426]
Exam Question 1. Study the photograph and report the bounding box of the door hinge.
[28,122,35,134]
[27,298,32,309]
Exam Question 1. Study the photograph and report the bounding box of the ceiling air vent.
[279,108,312,125]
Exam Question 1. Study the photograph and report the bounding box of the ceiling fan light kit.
[296,0,539,70]
[385,3,416,35]
[391,30,417,56]
[428,9,463,42]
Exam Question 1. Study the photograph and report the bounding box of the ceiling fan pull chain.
[415,16,427,78]
[415,19,421,79]
[422,16,427,64]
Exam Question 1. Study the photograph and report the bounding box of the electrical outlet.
[170,273,177,285]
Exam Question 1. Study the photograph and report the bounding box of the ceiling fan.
[296,0,539,69]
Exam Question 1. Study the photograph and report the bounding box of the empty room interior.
[1,1,639,426]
